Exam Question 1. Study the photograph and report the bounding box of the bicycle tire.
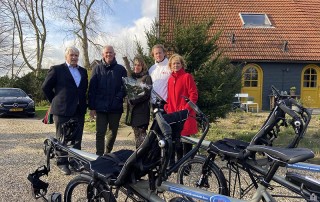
[64,173,116,202]
[177,155,228,201]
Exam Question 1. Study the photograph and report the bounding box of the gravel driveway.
[0,116,135,201]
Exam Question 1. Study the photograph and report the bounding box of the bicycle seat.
[209,138,249,159]
[246,145,314,164]
[87,150,134,180]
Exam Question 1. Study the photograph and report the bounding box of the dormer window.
[240,13,273,28]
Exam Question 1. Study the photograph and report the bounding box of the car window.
[0,89,27,97]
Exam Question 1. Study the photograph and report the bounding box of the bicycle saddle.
[246,145,314,164]
[87,150,134,180]
[209,138,249,159]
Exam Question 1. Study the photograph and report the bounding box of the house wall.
[240,62,304,110]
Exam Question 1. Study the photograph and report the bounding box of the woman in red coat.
[165,54,198,163]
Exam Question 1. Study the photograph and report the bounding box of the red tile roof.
[158,0,320,62]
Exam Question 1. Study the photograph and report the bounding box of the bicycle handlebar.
[182,96,204,117]
[152,90,167,109]
[271,85,281,98]
[153,108,173,186]
[155,112,172,139]
[260,86,312,148]
[278,101,300,121]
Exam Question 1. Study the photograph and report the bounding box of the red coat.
[164,68,198,136]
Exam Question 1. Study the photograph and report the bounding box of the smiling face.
[65,48,79,67]
[170,58,183,73]
[133,59,143,73]
[152,47,166,63]
[102,46,115,64]
[169,54,185,73]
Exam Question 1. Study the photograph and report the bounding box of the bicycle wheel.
[64,173,116,202]
[177,155,228,200]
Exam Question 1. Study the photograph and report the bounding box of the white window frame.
[239,13,274,28]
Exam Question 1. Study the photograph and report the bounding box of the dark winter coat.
[126,72,152,127]
[88,59,127,113]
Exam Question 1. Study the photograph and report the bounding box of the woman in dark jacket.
[126,56,152,148]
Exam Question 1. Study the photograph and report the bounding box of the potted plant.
[247,96,254,104]
[290,86,296,96]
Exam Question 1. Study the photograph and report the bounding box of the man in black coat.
[42,46,88,175]
[88,45,127,156]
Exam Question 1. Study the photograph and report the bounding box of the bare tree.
[0,2,16,76]
[51,0,112,69]
[3,0,47,77]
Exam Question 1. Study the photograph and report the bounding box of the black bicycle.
[177,85,319,201]
[28,93,220,201]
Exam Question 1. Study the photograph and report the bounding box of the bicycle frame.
[183,136,319,200]
[128,179,273,202]
[246,159,319,200]
[183,136,320,173]
[126,147,309,202]
[287,162,320,172]
[28,96,214,201]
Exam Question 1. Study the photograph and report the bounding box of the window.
[303,67,317,88]
[0,88,26,97]
[243,67,258,87]
[240,13,273,28]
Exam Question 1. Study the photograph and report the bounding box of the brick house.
[158,0,320,110]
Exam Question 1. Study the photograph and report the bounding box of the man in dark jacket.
[42,46,88,175]
[88,45,127,156]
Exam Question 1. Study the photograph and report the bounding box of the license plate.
[10,108,23,112]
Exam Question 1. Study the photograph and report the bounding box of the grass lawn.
[205,111,320,157]
[35,106,49,119]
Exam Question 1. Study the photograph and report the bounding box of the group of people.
[41,44,198,175]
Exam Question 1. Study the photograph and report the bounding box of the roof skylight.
[240,13,273,28]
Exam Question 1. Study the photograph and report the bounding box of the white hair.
[65,46,80,57]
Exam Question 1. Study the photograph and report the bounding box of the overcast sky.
[42,0,157,69]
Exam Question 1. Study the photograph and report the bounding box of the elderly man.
[42,46,88,175]
[88,45,127,156]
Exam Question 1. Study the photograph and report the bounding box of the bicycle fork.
[197,154,215,189]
